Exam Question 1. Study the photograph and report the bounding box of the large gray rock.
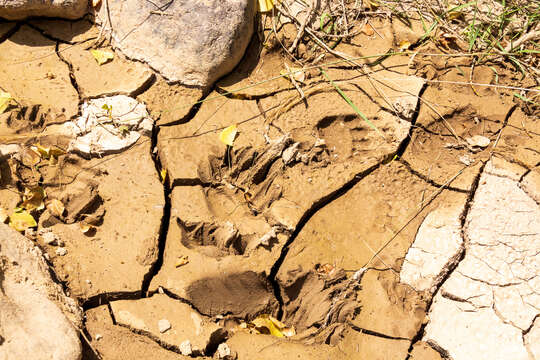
[0,223,83,360]
[0,0,87,20]
[97,0,255,88]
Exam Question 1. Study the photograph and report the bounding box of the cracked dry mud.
[0,13,539,360]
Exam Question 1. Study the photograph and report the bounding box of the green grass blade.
[320,69,385,139]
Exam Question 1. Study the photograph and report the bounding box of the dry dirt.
[0,10,539,360]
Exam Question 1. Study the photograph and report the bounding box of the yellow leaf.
[250,315,295,338]
[160,169,168,183]
[31,144,49,158]
[117,125,129,137]
[258,0,274,12]
[48,199,65,218]
[90,49,114,65]
[175,255,189,268]
[22,186,46,211]
[398,40,411,51]
[9,210,37,232]
[92,0,102,7]
[31,144,65,160]
[0,91,13,114]
[219,124,238,147]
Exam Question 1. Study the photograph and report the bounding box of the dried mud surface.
[0,14,539,360]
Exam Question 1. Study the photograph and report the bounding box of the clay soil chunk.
[0,25,79,119]
[84,305,194,360]
[30,18,98,43]
[42,140,164,299]
[0,224,83,360]
[59,43,154,98]
[110,294,226,355]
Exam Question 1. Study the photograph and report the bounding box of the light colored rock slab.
[423,158,540,359]
[400,203,465,293]
[110,294,226,355]
[96,0,255,88]
[0,25,79,119]
[0,223,82,360]
[59,44,154,98]
[0,0,87,20]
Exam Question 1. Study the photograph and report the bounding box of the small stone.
[42,231,61,246]
[179,340,192,356]
[95,334,102,341]
[459,155,473,166]
[466,135,490,152]
[55,247,67,256]
[314,138,326,148]
[282,142,300,165]
[300,153,310,164]
[216,343,231,359]
[158,319,171,333]
[24,228,36,240]
[259,227,277,247]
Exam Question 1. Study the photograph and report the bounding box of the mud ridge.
[268,160,384,319]
[140,124,172,295]
[404,160,487,359]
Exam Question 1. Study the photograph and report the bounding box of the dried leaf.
[219,124,238,147]
[48,199,65,218]
[79,222,95,234]
[9,209,37,232]
[258,0,274,12]
[398,40,411,51]
[160,169,168,184]
[22,186,46,211]
[250,315,295,338]
[30,144,65,160]
[0,91,13,114]
[360,23,374,36]
[0,207,8,223]
[175,255,189,268]
[280,68,305,83]
[90,49,114,65]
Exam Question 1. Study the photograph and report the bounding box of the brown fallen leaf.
[360,23,374,36]
[48,199,65,218]
[21,186,46,211]
[79,222,95,234]
[175,255,189,268]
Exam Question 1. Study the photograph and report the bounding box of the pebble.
[55,247,67,256]
[216,343,231,359]
[158,319,171,333]
[95,334,102,341]
[179,340,192,356]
